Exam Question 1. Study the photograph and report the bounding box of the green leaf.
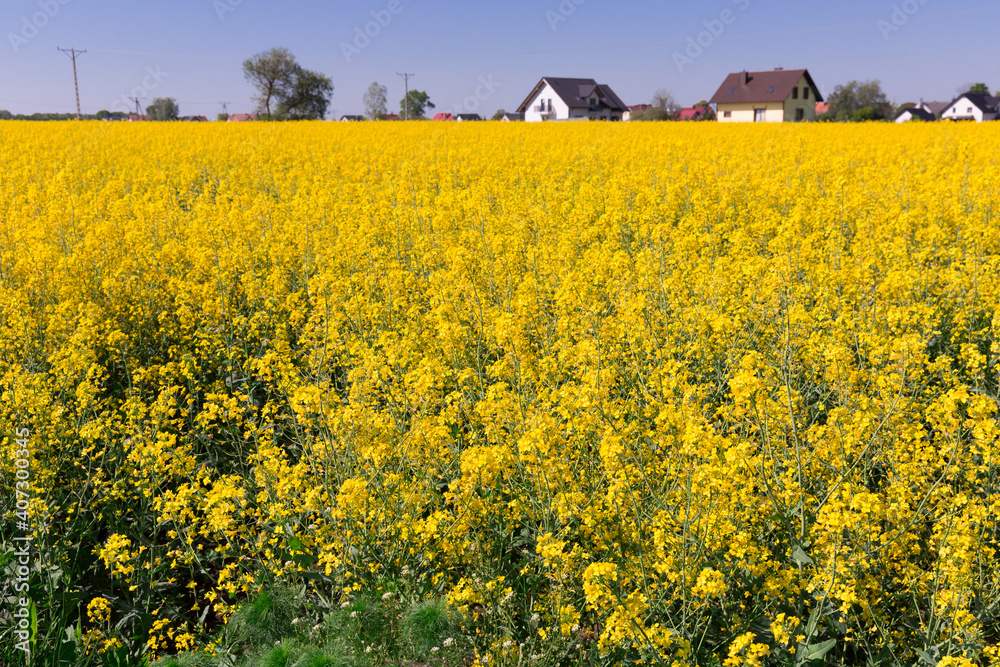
[791,545,814,566]
[798,639,836,662]
[915,649,938,665]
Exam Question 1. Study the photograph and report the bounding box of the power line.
[128,96,145,115]
[397,72,414,120]
[57,47,86,120]
[219,101,230,115]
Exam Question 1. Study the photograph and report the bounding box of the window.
[804,87,809,99]
[795,108,804,121]
[769,86,777,94]
[968,106,973,113]
[728,87,737,95]
[754,108,766,122]
[724,110,732,118]
[792,87,798,99]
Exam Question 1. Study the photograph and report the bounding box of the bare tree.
[363,82,388,120]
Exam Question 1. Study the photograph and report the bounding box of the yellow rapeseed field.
[2,120,999,666]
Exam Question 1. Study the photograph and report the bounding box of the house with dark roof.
[339,114,366,122]
[940,92,999,122]
[516,77,627,122]
[500,112,524,122]
[455,113,483,122]
[895,107,936,123]
[917,100,949,117]
[710,68,823,122]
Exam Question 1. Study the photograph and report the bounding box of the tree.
[400,90,434,119]
[630,89,681,121]
[968,82,990,95]
[217,112,229,122]
[276,68,333,120]
[242,47,299,118]
[363,82,388,120]
[146,97,179,121]
[826,80,893,121]
[491,109,506,120]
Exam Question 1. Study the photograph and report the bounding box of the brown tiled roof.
[710,69,822,105]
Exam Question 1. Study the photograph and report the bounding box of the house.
[895,107,936,123]
[710,68,823,122]
[179,115,208,122]
[127,114,149,122]
[678,106,711,121]
[917,100,949,117]
[227,113,257,122]
[432,112,455,121]
[623,104,652,122]
[455,113,482,122]
[940,93,999,122]
[500,112,524,122]
[381,113,401,121]
[339,114,366,122]
[815,102,829,116]
[516,77,627,122]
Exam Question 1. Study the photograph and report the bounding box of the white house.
[516,77,627,122]
[940,93,999,122]
[895,107,936,123]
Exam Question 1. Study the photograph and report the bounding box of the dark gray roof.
[919,101,949,115]
[710,69,823,105]
[896,107,936,122]
[455,113,483,121]
[517,77,628,113]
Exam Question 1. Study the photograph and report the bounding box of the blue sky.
[1,0,998,117]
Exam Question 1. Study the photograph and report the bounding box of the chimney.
[774,66,783,71]
[741,70,749,85]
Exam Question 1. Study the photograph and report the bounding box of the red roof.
[628,104,652,111]
[678,106,710,121]
[432,112,455,121]
[815,102,829,115]
[227,113,257,122]
[382,113,400,120]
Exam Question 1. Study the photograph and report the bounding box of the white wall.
[523,82,571,122]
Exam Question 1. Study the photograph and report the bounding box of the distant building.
[917,100,949,117]
[432,112,455,121]
[623,104,652,122]
[940,93,999,122]
[500,112,524,122]
[815,102,829,116]
[227,113,257,122]
[516,77,627,122]
[179,115,208,122]
[678,106,711,121]
[455,113,482,122]
[895,107,936,123]
[339,115,366,121]
[381,113,401,121]
[128,114,149,122]
[710,68,823,122]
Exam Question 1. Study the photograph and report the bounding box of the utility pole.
[219,101,230,115]
[397,72,414,120]
[57,47,86,120]
[128,96,145,116]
